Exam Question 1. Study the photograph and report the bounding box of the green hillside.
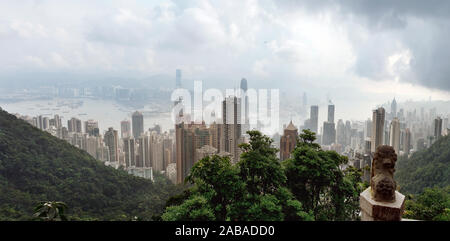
[396,134,450,195]
[0,108,183,220]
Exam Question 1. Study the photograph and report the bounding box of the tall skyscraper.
[322,122,336,145]
[176,122,212,184]
[132,111,144,138]
[310,105,319,134]
[123,138,136,167]
[328,103,335,123]
[280,121,298,160]
[104,127,119,163]
[240,78,249,134]
[434,117,443,139]
[371,107,386,153]
[176,69,182,88]
[391,98,397,118]
[121,120,131,139]
[389,117,400,154]
[322,102,336,146]
[222,96,242,162]
[403,128,411,155]
[364,119,372,138]
[336,119,345,146]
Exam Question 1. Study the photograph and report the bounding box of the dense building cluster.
[280,97,449,182]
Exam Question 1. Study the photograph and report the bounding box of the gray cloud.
[276,0,450,91]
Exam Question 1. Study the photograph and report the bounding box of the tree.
[33,201,68,221]
[403,186,450,221]
[161,195,215,221]
[187,155,244,220]
[162,130,313,221]
[283,129,362,220]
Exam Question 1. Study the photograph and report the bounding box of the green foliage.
[162,130,316,221]
[282,129,363,221]
[238,130,286,195]
[396,135,450,194]
[0,109,184,220]
[33,201,68,221]
[403,186,450,221]
[162,195,215,221]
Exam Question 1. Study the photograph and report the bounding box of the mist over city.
[0,0,449,233]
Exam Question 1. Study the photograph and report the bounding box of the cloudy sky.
[1,0,449,121]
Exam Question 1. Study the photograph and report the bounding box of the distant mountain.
[396,135,450,195]
[0,108,183,220]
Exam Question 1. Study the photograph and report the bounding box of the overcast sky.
[1,0,449,121]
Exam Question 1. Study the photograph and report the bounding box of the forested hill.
[0,108,182,220]
[396,134,450,195]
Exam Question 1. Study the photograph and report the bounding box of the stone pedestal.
[360,187,405,221]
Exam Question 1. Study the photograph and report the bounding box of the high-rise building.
[121,120,131,139]
[280,121,298,160]
[240,78,249,134]
[176,69,182,88]
[310,105,319,134]
[364,119,372,138]
[132,111,144,138]
[104,127,119,163]
[322,122,336,145]
[328,103,335,123]
[336,119,345,146]
[67,117,82,133]
[391,98,397,118]
[123,138,136,167]
[371,107,385,153]
[176,122,202,184]
[389,117,400,154]
[434,117,443,139]
[403,128,411,155]
[222,96,242,162]
[84,119,99,136]
[151,134,165,172]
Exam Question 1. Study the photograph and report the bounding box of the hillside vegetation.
[396,135,450,195]
[0,108,183,220]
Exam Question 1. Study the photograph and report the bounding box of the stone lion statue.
[371,145,397,202]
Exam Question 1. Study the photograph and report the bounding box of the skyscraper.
[123,138,136,167]
[222,96,242,162]
[176,69,182,88]
[121,120,131,139]
[67,117,82,133]
[403,128,411,155]
[371,107,385,153]
[280,121,298,160]
[175,122,213,184]
[322,103,336,146]
[310,105,319,134]
[132,111,144,138]
[434,117,443,139]
[328,103,335,123]
[84,119,99,136]
[391,98,397,118]
[240,78,249,134]
[104,127,119,163]
[322,122,336,145]
[389,117,400,154]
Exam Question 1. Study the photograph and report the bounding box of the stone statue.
[370,145,397,202]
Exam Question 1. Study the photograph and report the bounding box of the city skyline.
[1,1,450,122]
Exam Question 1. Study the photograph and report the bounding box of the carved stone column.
[360,187,405,221]
[360,145,405,221]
